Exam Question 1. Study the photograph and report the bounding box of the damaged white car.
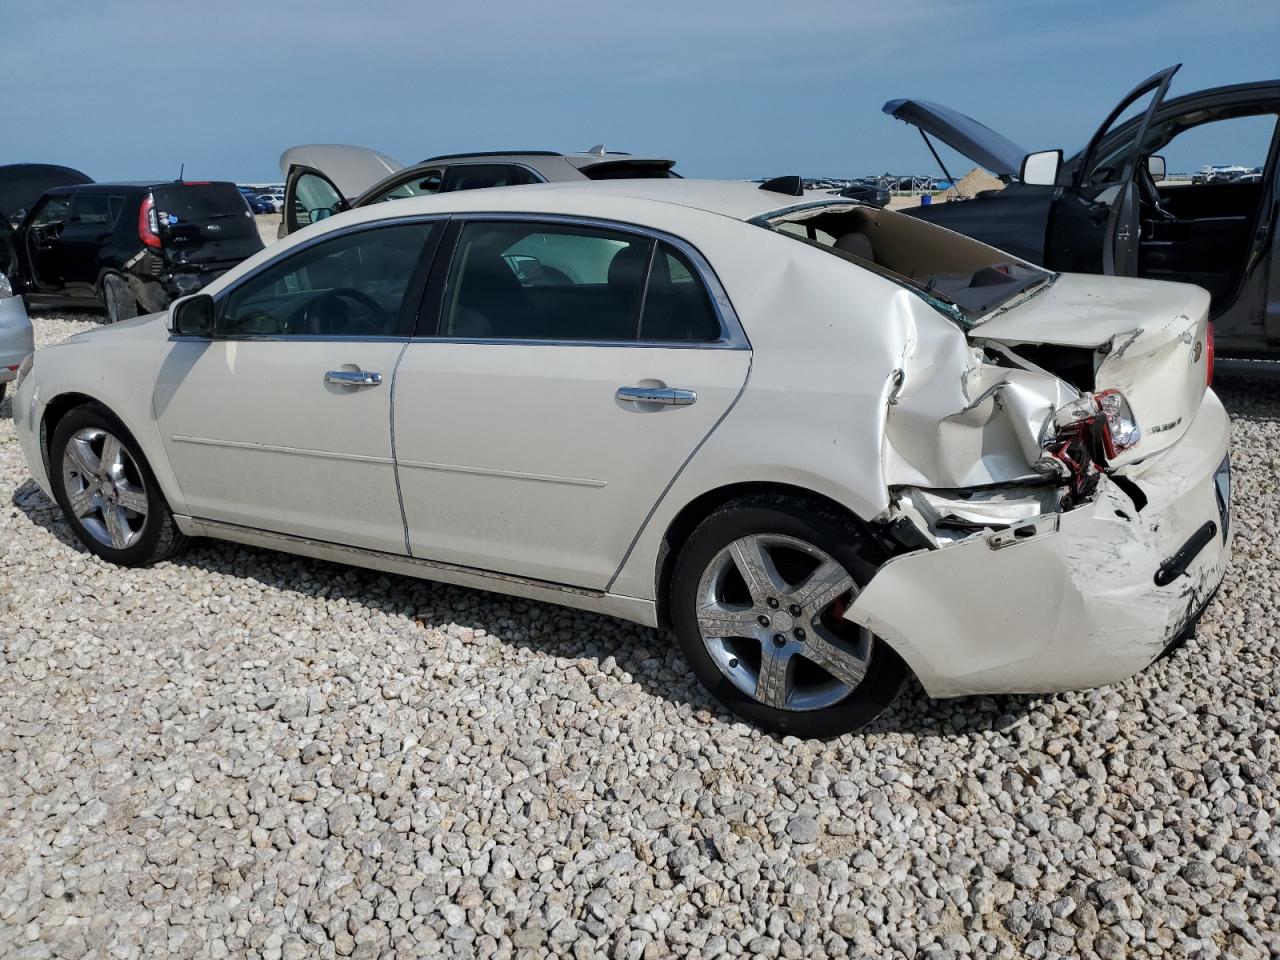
[11,178,1230,737]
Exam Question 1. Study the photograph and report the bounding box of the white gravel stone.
[2,312,1279,959]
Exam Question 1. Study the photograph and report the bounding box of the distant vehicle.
[0,171,264,323]
[278,144,680,236]
[884,64,1280,359]
[0,269,34,405]
[835,181,891,207]
[243,192,275,214]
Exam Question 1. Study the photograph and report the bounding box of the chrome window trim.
[167,213,453,344]
[419,212,750,350]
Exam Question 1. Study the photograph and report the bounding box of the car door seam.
[604,355,753,595]
[389,338,414,556]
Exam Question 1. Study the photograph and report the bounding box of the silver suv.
[278,144,679,237]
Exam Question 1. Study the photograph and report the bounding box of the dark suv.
[1,174,264,323]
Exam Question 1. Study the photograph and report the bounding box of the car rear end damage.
[853,267,1228,696]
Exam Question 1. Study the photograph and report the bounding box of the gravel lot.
[2,311,1278,960]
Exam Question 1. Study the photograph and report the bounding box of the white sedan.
[11,179,1231,737]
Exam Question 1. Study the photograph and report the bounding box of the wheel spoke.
[789,560,855,617]
[65,438,101,478]
[802,627,869,689]
[754,644,793,709]
[696,602,758,639]
[68,486,97,519]
[728,537,785,603]
[100,435,124,478]
[115,481,148,516]
[103,505,131,549]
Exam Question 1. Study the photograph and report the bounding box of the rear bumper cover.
[847,390,1232,698]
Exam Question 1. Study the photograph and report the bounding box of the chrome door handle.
[324,369,383,387]
[616,386,697,406]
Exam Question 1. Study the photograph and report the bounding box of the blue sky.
[4,0,1279,183]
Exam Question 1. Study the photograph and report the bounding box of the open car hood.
[0,163,93,225]
[278,144,404,200]
[882,99,1028,179]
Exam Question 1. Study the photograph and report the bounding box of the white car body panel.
[11,180,1232,701]
[394,342,750,588]
[154,339,409,553]
[278,144,404,200]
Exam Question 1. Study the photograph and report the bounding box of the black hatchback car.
[0,168,264,323]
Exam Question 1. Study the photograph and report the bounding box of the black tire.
[102,274,138,325]
[670,494,907,738]
[49,403,187,566]
[0,382,6,406]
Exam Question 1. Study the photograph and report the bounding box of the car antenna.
[177,163,184,183]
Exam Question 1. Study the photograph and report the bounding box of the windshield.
[755,201,1053,326]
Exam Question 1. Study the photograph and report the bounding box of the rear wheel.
[102,274,138,324]
[670,494,906,738]
[50,404,187,566]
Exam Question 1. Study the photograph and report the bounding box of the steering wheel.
[303,287,391,336]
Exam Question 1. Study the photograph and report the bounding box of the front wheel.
[49,404,187,566]
[670,495,906,738]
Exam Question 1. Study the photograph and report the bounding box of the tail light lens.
[1205,322,1215,387]
[138,194,163,249]
[1094,389,1141,458]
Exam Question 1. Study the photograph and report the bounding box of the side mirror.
[1020,149,1063,186]
[1147,155,1166,183]
[168,293,215,336]
[308,207,335,224]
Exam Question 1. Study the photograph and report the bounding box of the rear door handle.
[324,369,383,387]
[616,386,697,406]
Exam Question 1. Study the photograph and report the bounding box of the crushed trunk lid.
[972,273,1211,466]
[882,99,1028,179]
[278,144,404,200]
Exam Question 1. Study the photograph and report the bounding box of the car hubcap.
[695,534,872,712]
[61,427,148,550]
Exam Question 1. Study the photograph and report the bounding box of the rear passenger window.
[440,221,651,340]
[639,243,721,342]
[441,165,539,192]
[439,222,722,343]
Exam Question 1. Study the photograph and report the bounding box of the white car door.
[155,218,444,553]
[393,217,751,590]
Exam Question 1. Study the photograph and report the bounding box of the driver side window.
[216,221,438,338]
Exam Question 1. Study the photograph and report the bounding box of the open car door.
[278,144,403,237]
[1048,65,1181,276]
[0,164,93,284]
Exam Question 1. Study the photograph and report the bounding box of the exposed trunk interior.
[762,202,1051,321]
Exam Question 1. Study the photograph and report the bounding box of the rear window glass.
[582,162,679,180]
[152,183,257,237]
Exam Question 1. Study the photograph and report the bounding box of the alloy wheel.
[61,427,149,550]
[695,533,872,712]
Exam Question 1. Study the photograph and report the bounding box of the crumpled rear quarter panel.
[846,390,1231,698]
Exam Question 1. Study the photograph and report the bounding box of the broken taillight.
[138,194,163,250]
[1094,389,1141,458]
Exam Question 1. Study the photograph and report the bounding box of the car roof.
[419,149,675,168]
[49,180,239,193]
[341,178,839,227]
